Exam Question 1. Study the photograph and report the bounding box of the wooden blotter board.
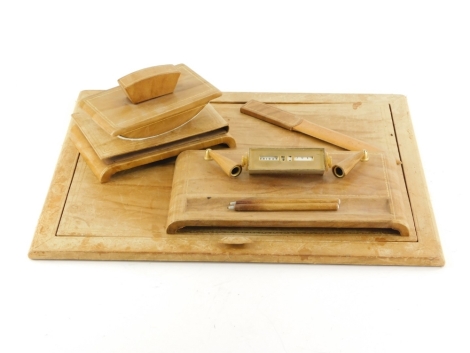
[29,92,444,266]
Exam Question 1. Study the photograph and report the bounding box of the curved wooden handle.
[118,64,180,104]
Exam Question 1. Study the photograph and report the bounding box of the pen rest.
[166,150,411,235]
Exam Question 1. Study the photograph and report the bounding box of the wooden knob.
[118,64,180,104]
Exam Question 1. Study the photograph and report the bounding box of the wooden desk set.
[29,64,444,266]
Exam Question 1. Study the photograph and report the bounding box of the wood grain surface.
[70,91,236,182]
[166,150,411,236]
[79,64,221,138]
[28,92,444,266]
[118,64,181,104]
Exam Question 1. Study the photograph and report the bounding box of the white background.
[1,1,468,352]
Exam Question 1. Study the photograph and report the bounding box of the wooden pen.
[229,197,341,205]
[227,201,339,212]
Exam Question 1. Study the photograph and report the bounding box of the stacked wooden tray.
[70,64,236,182]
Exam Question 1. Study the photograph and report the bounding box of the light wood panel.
[29,93,444,266]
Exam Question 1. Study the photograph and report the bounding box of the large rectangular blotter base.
[29,92,444,266]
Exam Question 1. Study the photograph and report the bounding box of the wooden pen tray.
[166,150,412,236]
[29,92,444,266]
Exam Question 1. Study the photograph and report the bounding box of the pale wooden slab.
[29,93,444,266]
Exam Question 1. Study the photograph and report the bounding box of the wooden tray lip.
[28,92,444,266]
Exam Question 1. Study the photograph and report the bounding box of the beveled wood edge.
[71,123,237,183]
[212,92,406,104]
[388,96,444,264]
[28,93,444,266]
[29,122,79,255]
[29,232,437,265]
